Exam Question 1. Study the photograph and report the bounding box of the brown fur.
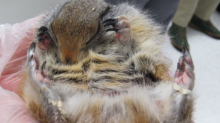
[19,0,195,122]
[155,64,173,81]
[51,1,108,64]
[29,101,50,123]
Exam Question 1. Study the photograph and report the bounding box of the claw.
[103,18,118,27]
[37,26,56,50]
[181,42,194,70]
[37,26,50,41]
[37,31,51,42]
[181,42,189,65]
[38,26,48,32]
[182,42,189,58]
[29,42,36,51]
[103,16,131,44]
[27,42,40,70]
[37,32,46,37]
[28,42,36,61]
[103,18,119,33]
[41,61,46,70]
[102,18,118,24]
[41,61,48,79]
[38,37,45,42]
[105,28,119,32]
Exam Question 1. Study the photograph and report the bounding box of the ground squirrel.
[19,0,195,122]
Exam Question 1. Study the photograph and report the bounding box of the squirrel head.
[51,0,109,64]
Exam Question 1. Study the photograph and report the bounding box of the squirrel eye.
[86,21,101,45]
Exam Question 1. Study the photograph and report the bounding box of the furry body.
[19,0,195,123]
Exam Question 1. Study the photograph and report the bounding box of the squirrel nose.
[60,48,78,65]
[64,57,77,64]
[65,58,71,64]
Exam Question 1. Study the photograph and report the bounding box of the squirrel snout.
[64,58,72,64]
[60,49,79,64]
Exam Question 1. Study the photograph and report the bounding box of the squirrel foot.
[28,42,50,84]
[37,26,53,50]
[103,16,131,44]
[27,42,65,122]
[174,45,195,91]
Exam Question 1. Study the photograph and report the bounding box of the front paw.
[27,42,50,85]
[37,26,53,50]
[103,16,131,44]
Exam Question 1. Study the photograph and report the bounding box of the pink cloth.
[0,15,43,123]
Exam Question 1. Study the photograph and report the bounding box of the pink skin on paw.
[175,54,194,90]
[114,16,131,44]
[38,38,51,50]
[33,54,50,84]
[36,70,50,84]
[36,70,43,81]
[115,28,130,44]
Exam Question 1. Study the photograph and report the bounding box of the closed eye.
[86,5,111,45]
[86,21,101,45]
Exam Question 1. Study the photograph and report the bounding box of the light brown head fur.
[52,0,108,64]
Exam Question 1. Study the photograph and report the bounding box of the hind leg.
[167,46,195,122]
[174,47,195,91]
[24,42,67,123]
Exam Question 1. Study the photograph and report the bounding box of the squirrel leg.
[103,16,131,44]
[167,46,195,122]
[28,42,50,84]
[26,42,67,123]
[174,46,195,91]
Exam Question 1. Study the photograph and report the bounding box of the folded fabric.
[0,15,43,123]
